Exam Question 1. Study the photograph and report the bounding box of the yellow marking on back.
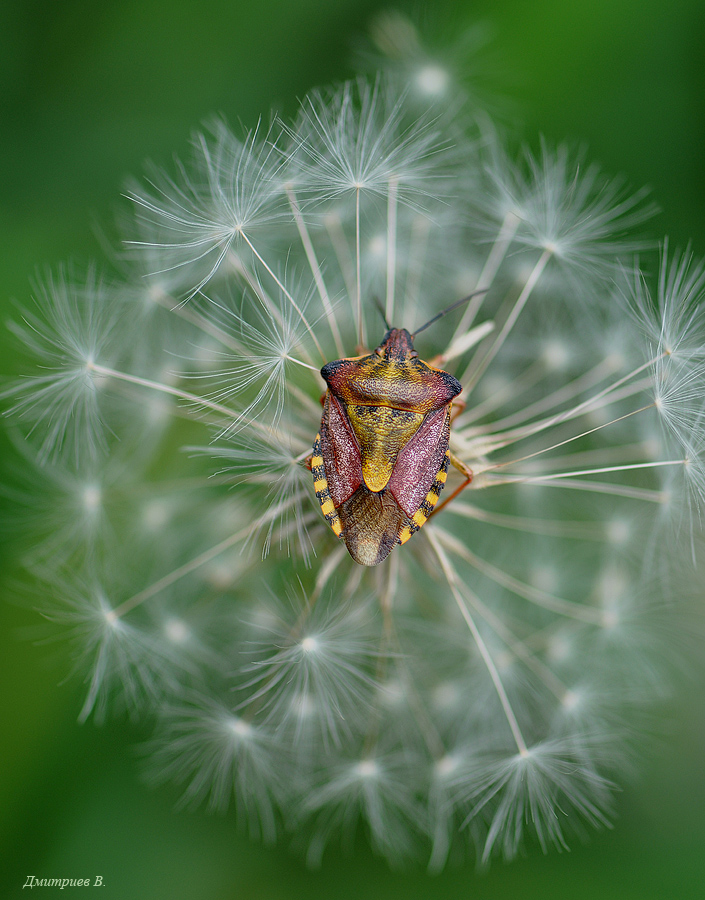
[331,519,343,536]
[311,454,323,467]
[345,404,423,492]
[320,499,335,517]
[313,479,327,492]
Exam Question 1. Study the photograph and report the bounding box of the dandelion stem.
[507,355,665,439]
[87,363,237,420]
[86,362,277,439]
[461,247,553,392]
[435,526,604,624]
[452,210,522,340]
[465,357,620,434]
[385,176,398,324]
[438,547,570,701]
[111,528,248,620]
[283,355,321,373]
[311,545,348,602]
[324,213,356,308]
[459,357,549,424]
[462,367,657,456]
[427,529,529,756]
[148,287,247,354]
[478,404,656,474]
[286,187,345,356]
[404,214,431,314]
[479,474,669,503]
[239,231,325,359]
[228,254,289,337]
[446,501,605,540]
[355,187,366,348]
[507,459,685,483]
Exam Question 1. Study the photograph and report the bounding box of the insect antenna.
[373,297,391,331]
[412,289,489,338]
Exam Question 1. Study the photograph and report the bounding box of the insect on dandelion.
[3,14,705,870]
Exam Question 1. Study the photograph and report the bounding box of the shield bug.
[311,299,478,566]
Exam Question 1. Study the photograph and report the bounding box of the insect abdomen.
[313,440,451,566]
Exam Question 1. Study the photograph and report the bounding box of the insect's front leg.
[450,396,466,423]
[430,452,473,518]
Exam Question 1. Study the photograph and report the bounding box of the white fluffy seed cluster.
[4,16,705,869]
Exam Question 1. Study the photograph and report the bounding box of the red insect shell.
[311,328,461,565]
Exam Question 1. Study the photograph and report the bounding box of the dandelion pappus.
[309,296,482,565]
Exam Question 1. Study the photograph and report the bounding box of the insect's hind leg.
[429,452,473,518]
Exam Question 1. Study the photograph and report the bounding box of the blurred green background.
[1,0,704,897]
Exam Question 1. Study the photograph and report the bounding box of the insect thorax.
[321,328,461,414]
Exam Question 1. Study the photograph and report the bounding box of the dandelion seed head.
[542,239,560,256]
[561,689,581,711]
[378,679,406,707]
[547,632,574,664]
[3,38,702,871]
[291,692,317,719]
[368,233,387,259]
[479,141,656,296]
[607,518,631,545]
[416,64,449,96]
[530,565,558,594]
[601,610,620,629]
[142,499,170,532]
[596,566,630,605]
[433,681,461,711]
[205,560,239,589]
[541,339,569,371]
[164,617,190,644]
[81,484,102,512]
[247,604,281,632]
[226,715,254,741]
[354,759,379,780]
[300,635,319,654]
[287,77,449,204]
[435,754,459,777]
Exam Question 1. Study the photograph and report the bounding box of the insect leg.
[450,397,466,423]
[429,452,473,517]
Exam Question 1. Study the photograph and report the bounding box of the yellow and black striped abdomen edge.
[311,434,343,538]
[397,449,450,545]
